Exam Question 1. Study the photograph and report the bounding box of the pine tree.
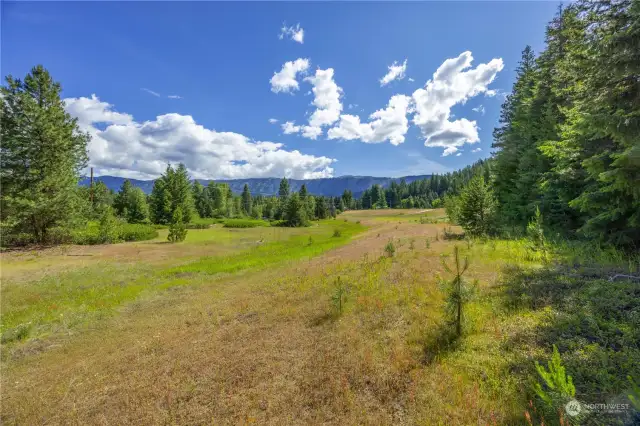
[167,206,187,243]
[241,184,252,216]
[149,176,171,224]
[1,65,90,243]
[457,175,496,237]
[126,188,150,224]
[149,164,193,224]
[284,193,308,227]
[114,180,134,217]
[315,196,329,219]
[276,177,290,220]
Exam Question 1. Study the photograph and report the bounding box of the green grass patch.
[165,220,365,276]
[1,220,366,347]
[222,218,271,228]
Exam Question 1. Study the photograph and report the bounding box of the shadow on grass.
[420,322,462,365]
[495,263,640,424]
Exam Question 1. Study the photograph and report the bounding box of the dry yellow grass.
[1,210,534,424]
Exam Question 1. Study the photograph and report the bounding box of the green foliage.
[357,160,491,210]
[444,194,461,224]
[440,246,476,336]
[1,65,90,244]
[491,3,640,249]
[150,164,194,225]
[241,184,252,216]
[167,206,187,243]
[332,229,342,238]
[330,277,349,316]
[114,181,150,224]
[629,376,640,411]
[98,207,121,244]
[223,219,270,228]
[534,345,576,406]
[283,193,310,227]
[384,239,396,257]
[457,175,496,237]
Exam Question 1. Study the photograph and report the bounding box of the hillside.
[79,174,431,197]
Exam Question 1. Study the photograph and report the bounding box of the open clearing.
[2,209,638,424]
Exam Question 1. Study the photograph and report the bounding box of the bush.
[168,207,188,243]
[384,240,396,257]
[99,207,121,244]
[223,219,270,228]
[72,222,157,245]
[333,229,342,238]
[186,223,210,229]
[119,224,158,242]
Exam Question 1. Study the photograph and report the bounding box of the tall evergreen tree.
[1,65,90,242]
[241,184,252,216]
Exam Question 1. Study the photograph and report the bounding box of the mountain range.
[79,175,431,197]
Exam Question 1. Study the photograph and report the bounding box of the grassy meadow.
[1,209,638,424]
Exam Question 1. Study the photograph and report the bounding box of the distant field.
[2,209,638,424]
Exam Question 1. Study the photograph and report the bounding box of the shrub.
[119,224,158,242]
[425,238,431,249]
[223,219,270,228]
[409,238,415,250]
[332,229,342,238]
[534,345,578,419]
[168,207,188,243]
[186,223,210,229]
[384,239,396,257]
[99,207,121,244]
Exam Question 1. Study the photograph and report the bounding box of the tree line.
[352,160,491,210]
[490,0,639,248]
[0,66,345,246]
[434,0,639,250]
[355,0,638,250]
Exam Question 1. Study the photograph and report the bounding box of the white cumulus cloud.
[412,51,503,156]
[380,59,407,86]
[64,95,335,180]
[270,58,310,93]
[279,23,304,44]
[268,118,279,124]
[328,95,412,146]
[304,68,343,130]
[472,147,482,152]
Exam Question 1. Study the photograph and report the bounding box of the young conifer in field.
[527,206,548,262]
[440,245,476,336]
[331,276,348,316]
[168,206,188,243]
[534,345,578,416]
[384,239,396,257]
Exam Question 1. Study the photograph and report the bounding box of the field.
[2,209,638,424]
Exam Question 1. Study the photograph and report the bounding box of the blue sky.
[2,1,560,179]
